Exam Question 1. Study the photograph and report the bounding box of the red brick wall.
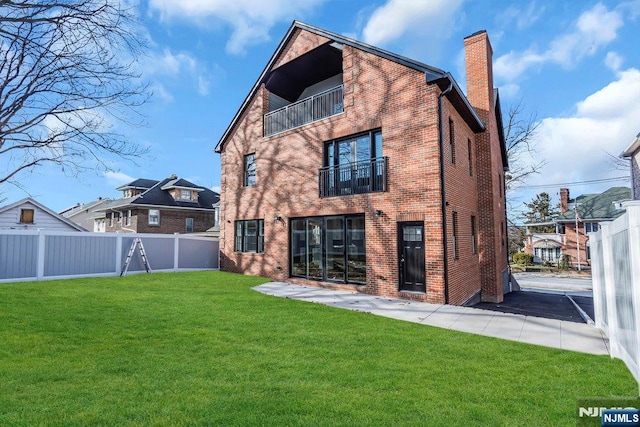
[442,102,481,305]
[219,32,494,305]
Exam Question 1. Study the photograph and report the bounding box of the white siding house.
[0,198,86,231]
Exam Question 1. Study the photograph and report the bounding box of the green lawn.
[0,271,635,426]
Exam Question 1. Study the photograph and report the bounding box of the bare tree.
[504,100,544,192]
[0,0,150,188]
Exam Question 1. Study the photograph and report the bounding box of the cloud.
[142,49,211,99]
[145,49,197,76]
[519,68,640,197]
[361,0,464,46]
[497,2,545,30]
[104,171,135,186]
[605,51,624,71]
[148,0,326,55]
[150,83,174,103]
[495,3,624,82]
[498,83,520,99]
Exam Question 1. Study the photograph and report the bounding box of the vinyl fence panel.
[0,230,219,282]
[0,233,38,280]
[591,202,640,390]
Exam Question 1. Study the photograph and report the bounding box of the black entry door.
[398,222,425,292]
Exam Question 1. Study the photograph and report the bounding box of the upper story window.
[19,208,34,224]
[585,222,599,233]
[467,138,473,176]
[148,209,160,226]
[449,118,455,164]
[180,189,192,201]
[319,129,387,197]
[244,153,256,186]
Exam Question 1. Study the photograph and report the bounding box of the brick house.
[622,132,640,200]
[524,187,630,268]
[94,175,220,235]
[215,21,509,305]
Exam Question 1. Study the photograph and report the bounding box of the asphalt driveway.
[474,290,591,323]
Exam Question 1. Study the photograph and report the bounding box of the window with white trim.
[186,218,194,233]
[125,210,131,226]
[180,189,192,201]
[148,209,160,225]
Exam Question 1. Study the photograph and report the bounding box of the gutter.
[437,80,454,304]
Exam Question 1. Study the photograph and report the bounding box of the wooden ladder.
[120,238,151,276]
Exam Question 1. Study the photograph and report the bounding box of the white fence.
[0,230,219,283]
[591,202,640,389]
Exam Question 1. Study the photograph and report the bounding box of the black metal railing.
[319,157,387,198]
[264,85,343,137]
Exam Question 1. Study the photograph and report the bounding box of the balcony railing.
[264,85,343,137]
[319,157,388,198]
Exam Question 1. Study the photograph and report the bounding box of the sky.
[3,0,640,221]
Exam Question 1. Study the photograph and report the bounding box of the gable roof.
[215,20,487,153]
[60,198,112,218]
[557,187,631,222]
[0,197,87,231]
[96,176,220,212]
[621,131,640,157]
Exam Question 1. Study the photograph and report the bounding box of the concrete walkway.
[254,282,610,356]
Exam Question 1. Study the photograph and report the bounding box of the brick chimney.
[560,188,570,213]
[463,30,506,304]
[464,30,494,112]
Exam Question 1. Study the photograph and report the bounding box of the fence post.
[600,221,618,359]
[36,229,46,280]
[591,230,605,330]
[115,233,122,275]
[174,233,180,272]
[624,203,640,386]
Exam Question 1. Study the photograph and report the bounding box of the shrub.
[513,252,533,265]
[558,254,571,270]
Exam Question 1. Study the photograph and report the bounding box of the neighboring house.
[524,187,630,267]
[215,22,509,305]
[94,175,220,235]
[60,197,113,232]
[0,197,86,231]
[621,132,640,200]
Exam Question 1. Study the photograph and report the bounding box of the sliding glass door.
[290,214,365,284]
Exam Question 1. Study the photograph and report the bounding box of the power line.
[517,176,629,190]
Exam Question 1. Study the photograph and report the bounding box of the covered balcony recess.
[263,42,344,136]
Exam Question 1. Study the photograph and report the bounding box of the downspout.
[437,79,453,304]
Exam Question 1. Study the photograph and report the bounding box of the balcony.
[319,157,388,198]
[264,85,343,137]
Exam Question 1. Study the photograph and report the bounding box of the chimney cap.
[464,29,488,40]
[169,174,177,179]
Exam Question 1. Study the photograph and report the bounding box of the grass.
[0,271,635,426]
